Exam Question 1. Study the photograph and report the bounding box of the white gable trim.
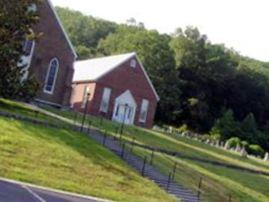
[47,0,77,59]
[135,55,160,101]
[94,53,136,81]
[93,53,160,101]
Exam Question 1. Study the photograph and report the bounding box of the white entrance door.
[112,90,137,125]
[113,104,134,125]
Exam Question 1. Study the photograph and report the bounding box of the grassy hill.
[0,100,176,202]
[39,104,269,202]
[0,99,269,202]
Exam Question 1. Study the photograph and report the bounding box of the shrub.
[211,109,241,140]
[177,124,188,133]
[227,137,241,148]
[247,145,265,157]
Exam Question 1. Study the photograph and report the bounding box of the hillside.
[0,100,176,202]
[56,7,269,153]
[40,105,269,202]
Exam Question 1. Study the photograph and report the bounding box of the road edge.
[0,177,113,202]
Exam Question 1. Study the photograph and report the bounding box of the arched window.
[44,58,59,94]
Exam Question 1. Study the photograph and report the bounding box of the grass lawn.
[1,99,268,202]
[0,117,176,202]
[39,105,269,202]
[131,146,269,202]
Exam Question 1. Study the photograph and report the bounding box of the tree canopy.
[57,7,269,151]
[0,0,40,99]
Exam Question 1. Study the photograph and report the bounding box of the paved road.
[0,180,102,202]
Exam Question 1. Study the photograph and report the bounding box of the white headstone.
[236,144,241,153]
[224,141,230,150]
[240,147,248,158]
[264,152,269,161]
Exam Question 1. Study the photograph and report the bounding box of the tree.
[0,0,40,99]
[211,109,241,140]
[56,7,117,60]
[99,25,181,123]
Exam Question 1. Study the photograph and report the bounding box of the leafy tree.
[0,0,40,99]
[211,109,241,140]
[56,7,117,60]
[56,8,269,151]
[99,25,181,123]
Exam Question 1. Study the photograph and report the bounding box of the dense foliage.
[0,0,40,100]
[57,7,269,151]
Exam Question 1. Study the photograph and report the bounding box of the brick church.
[20,0,76,107]
[21,1,159,128]
[71,53,159,128]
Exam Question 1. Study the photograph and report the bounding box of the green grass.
[39,105,269,202]
[130,146,269,202]
[1,99,269,202]
[0,99,67,127]
[0,117,176,202]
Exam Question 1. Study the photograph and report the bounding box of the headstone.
[205,139,211,144]
[224,141,230,150]
[169,126,173,134]
[215,140,220,147]
[264,152,269,161]
[236,144,241,153]
[240,147,248,158]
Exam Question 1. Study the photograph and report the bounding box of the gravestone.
[264,152,269,161]
[240,147,248,158]
[235,144,241,153]
[220,141,225,148]
[224,141,230,150]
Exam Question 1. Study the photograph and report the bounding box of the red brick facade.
[28,0,76,107]
[72,56,159,128]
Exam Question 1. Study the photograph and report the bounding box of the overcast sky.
[51,0,269,62]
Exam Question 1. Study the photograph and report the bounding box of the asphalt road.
[0,180,101,202]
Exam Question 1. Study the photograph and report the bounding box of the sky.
[51,0,269,62]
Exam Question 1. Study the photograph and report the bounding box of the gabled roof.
[47,0,77,58]
[73,53,160,101]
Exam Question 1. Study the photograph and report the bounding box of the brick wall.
[72,56,158,128]
[29,0,75,107]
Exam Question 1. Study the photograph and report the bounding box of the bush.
[241,141,249,150]
[247,145,265,157]
[177,124,188,133]
[227,137,241,148]
[211,109,241,140]
[18,76,40,102]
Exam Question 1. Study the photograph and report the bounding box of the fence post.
[87,120,91,134]
[141,156,147,176]
[121,143,126,159]
[150,150,154,165]
[103,132,107,146]
[166,172,172,191]
[172,162,177,180]
[130,137,136,154]
[197,177,203,199]
[73,112,78,131]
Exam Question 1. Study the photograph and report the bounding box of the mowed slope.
[0,117,176,202]
[40,104,269,201]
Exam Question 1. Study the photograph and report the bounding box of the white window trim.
[130,59,137,68]
[81,86,90,109]
[100,87,112,113]
[43,58,59,95]
[139,99,149,123]
[20,40,35,81]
